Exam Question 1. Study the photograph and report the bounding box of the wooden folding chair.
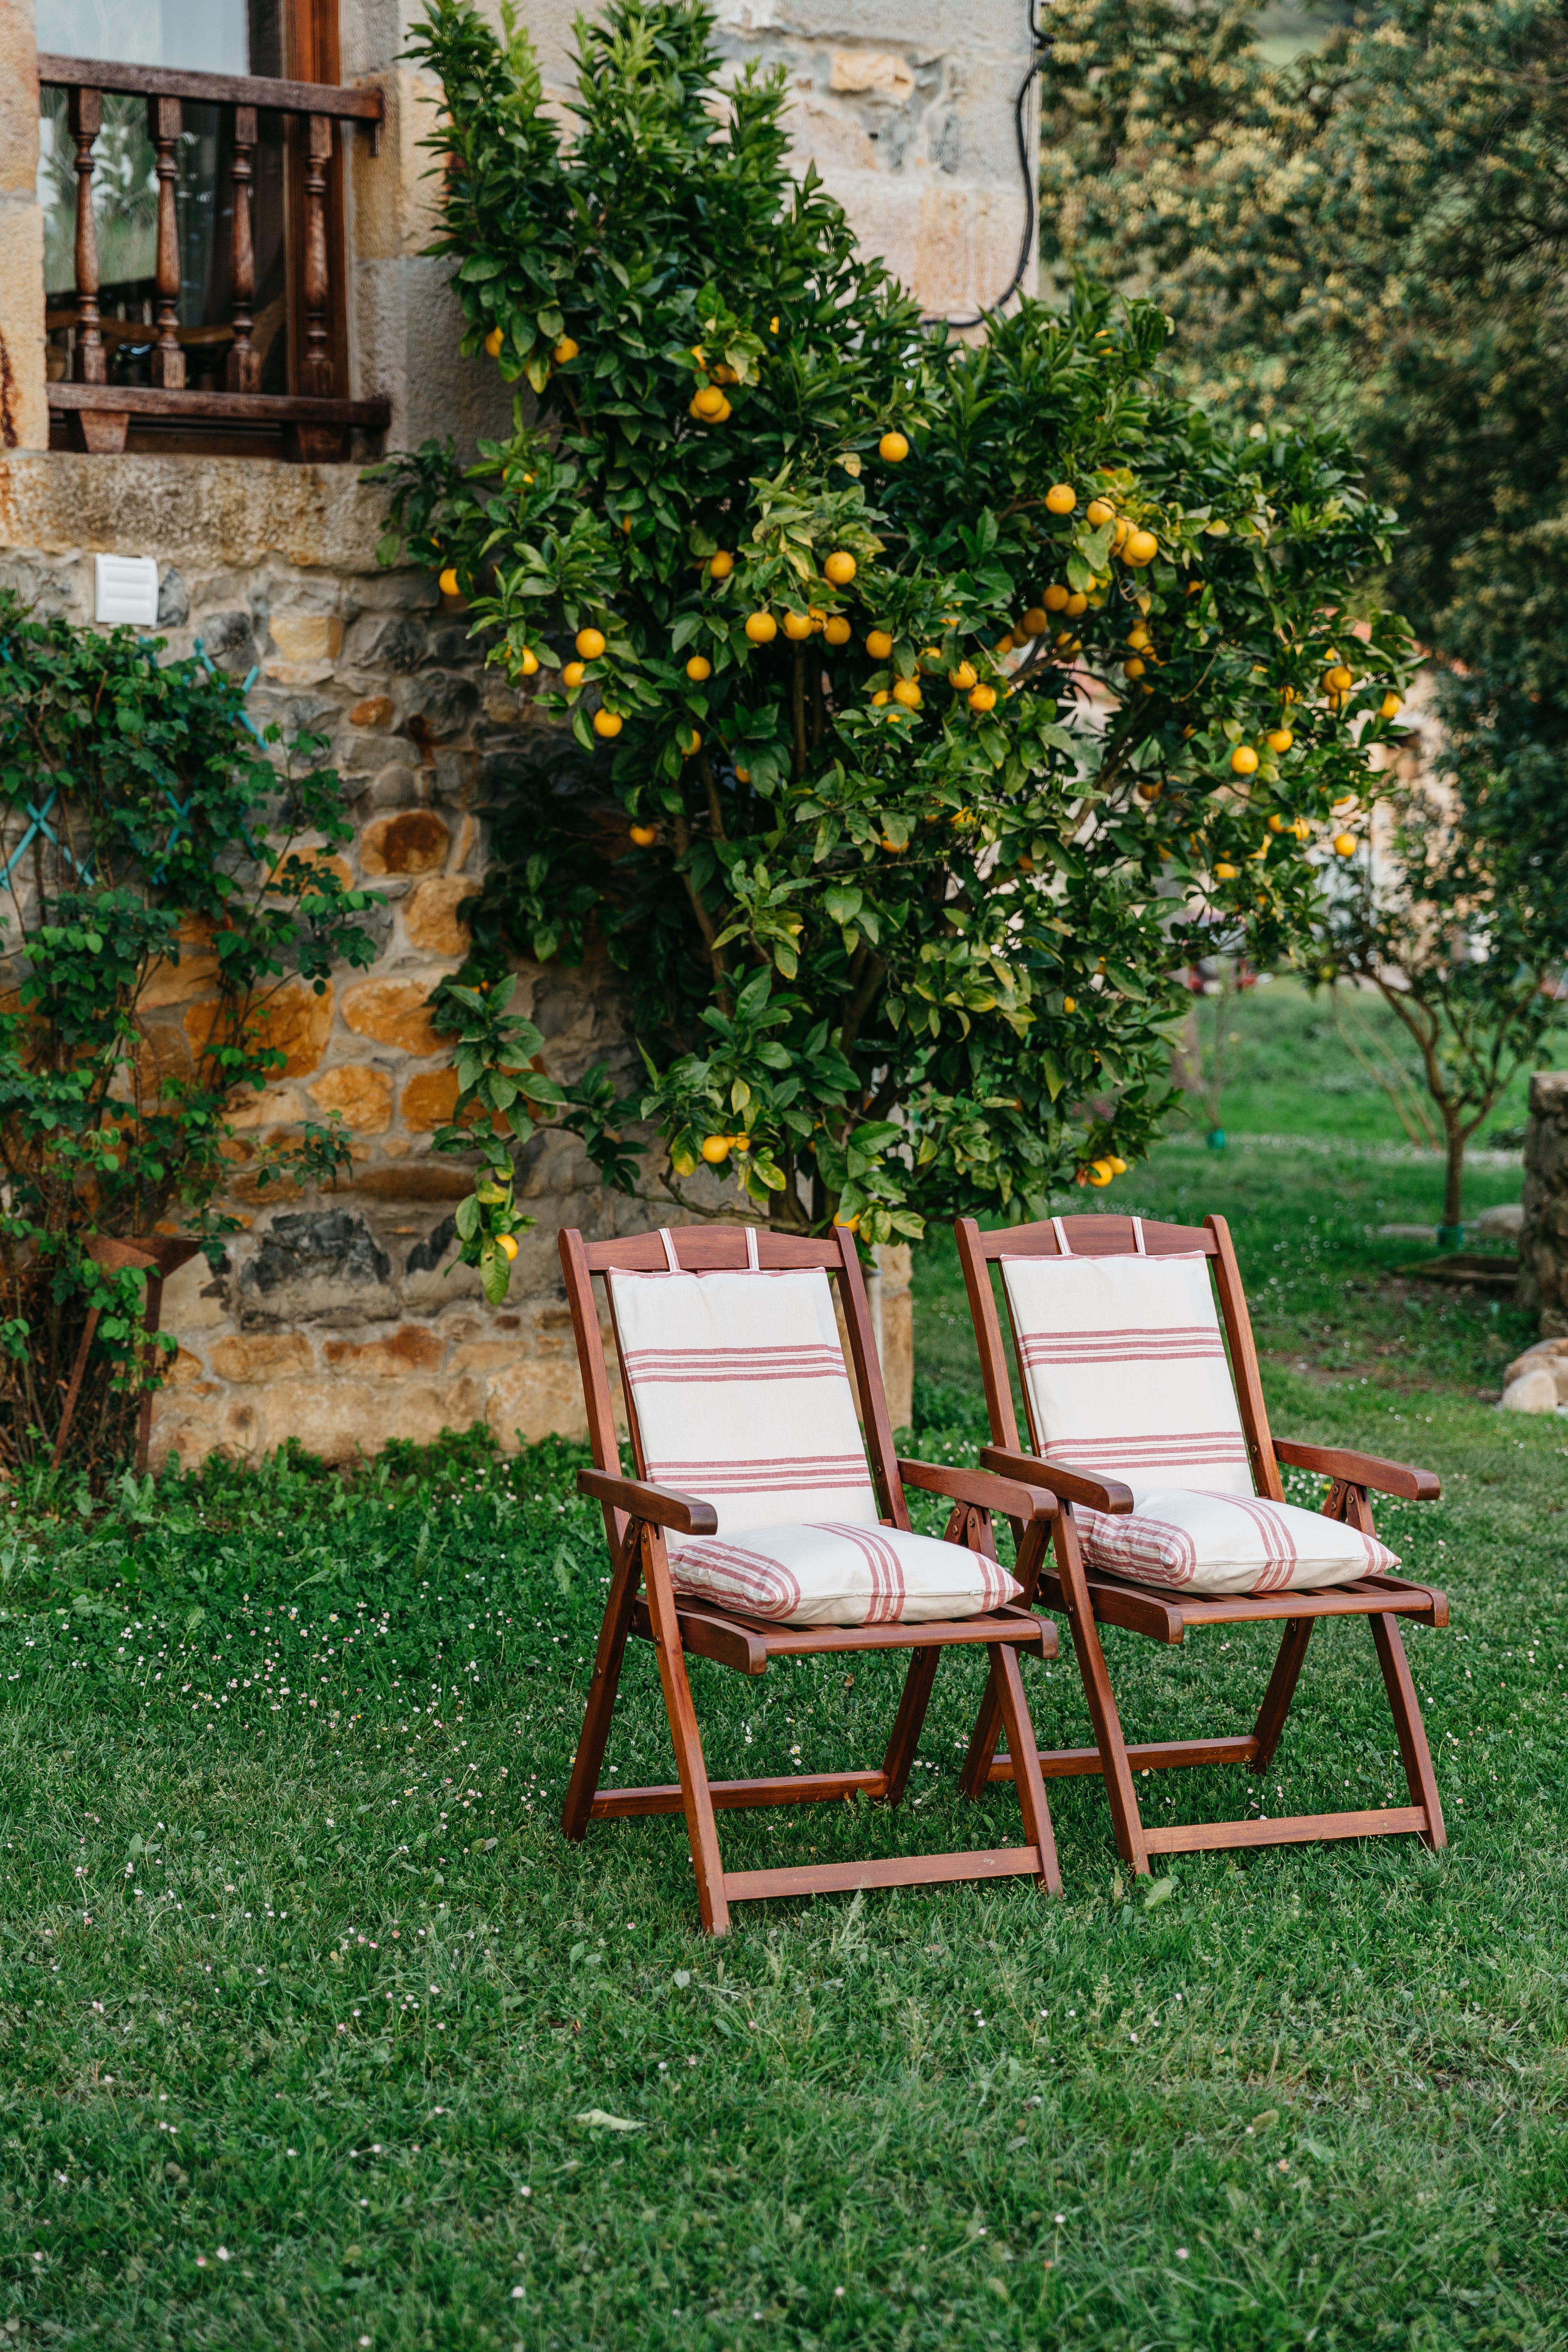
[955,1211,1449,1871]
[559,1220,1064,1933]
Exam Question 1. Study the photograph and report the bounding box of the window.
[37,0,386,459]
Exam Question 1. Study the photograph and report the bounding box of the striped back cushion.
[1001,1234,1252,1500]
[607,1251,878,1537]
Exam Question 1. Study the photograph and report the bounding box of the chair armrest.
[577,1466,719,1535]
[898,1456,1057,1525]
[1273,1439,1440,1503]
[980,1444,1135,1516]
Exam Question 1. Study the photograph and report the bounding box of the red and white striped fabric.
[609,1230,1020,1626]
[666,1519,1020,1628]
[1001,1221,1396,1596]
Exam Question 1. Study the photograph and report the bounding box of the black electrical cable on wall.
[921,0,1051,329]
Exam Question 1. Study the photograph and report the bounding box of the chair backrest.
[955,1212,1282,1503]
[559,1222,909,1548]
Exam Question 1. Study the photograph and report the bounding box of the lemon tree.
[375,0,1413,1276]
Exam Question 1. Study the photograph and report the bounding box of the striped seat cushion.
[668,1520,1020,1628]
[609,1240,1019,1626]
[1001,1235,1397,1596]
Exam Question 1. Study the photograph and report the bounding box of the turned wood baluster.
[147,94,185,390]
[68,86,105,384]
[226,104,259,392]
[300,112,333,396]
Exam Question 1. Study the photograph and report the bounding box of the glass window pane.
[37,0,283,77]
[37,0,250,76]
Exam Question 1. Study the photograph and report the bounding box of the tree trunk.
[1442,1123,1466,1230]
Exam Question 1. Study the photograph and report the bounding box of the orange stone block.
[210,1332,314,1383]
[359,811,451,877]
[349,695,396,728]
[322,1325,447,1378]
[401,1068,461,1130]
[310,1064,394,1133]
[138,915,220,1011]
[185,978,334,1078]
[341,976,449,1057]
[403,875,473,956]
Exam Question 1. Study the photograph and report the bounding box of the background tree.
[378,0,1416,1297]
[1035,0,1568,1210]
[0,594,376,1471]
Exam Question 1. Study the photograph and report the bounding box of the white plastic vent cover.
[94,554,160,627]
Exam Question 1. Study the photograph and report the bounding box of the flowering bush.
[376,0,1413,1285]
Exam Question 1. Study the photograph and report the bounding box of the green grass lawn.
[3,1024,1566,2347]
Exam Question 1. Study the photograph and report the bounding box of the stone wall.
[1518,1071,1568,1339]
[0,0,1026,1459]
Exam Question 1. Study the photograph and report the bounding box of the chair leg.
[640,1525,731,1934]
[1049,1514,1152,1875]
[882,1649,941,1806]
[990,1641,1060,1895]
[1370,1612,1447,1852]
[561,1524,641,1843]
[1250,1618,1312,1775]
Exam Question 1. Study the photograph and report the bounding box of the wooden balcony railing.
[39,54,390,461]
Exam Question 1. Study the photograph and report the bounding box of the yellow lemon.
[878,430,910,462]
[1124,657,1146,679]
[685,654,712,682]
[680,728,702,758]
[1046,483,1077,515]
[1125,529,1159,567]
[709,551,734,579]
[1022,608,1050,637]
[782,610,814,641]
[1044,584,1070,612]
[1265,727,1294,752]
[563,660,586,688]
[1324,664,1354,692]
[592,709,623,739]
[1293,818,1311,842]
[866,629,894,660]
[871,690,891,706]
[553,336,579,364]
[576,626,607,659]
[1268,813,1285,833]
[731,1134,751,1154]
[1066,592,1088,617]
[1127,625,1151,650]
[824,551,857,586]
[1085,498,1116,528]
[438,566,460,597]
[1230,744,1259,776]
[628,823,657,847]
[968,683,998,714]
[734,766,751,783]
[824,616,852,646]
[744,611,778,644]
[891,676,922,708]
[1334,832,1358,857]
[518,647,539,677]
[484,327,503,359]
[1088,1160,1114,1187]
[691,385,726,420]
[949,660,977,690]
[1059,996,1076,1016]
[700,1135,732,1165]
[1214,860,1239,879]
[1108,1156,1127,1175]
[1381,692,1403,719]
[769,316,780,334]
[497,1232,519,1260]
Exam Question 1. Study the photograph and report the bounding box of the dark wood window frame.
[40,0,388,461]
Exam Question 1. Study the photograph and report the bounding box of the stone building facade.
[1518,1071,1568,1341]
[0,0,1037,1460]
